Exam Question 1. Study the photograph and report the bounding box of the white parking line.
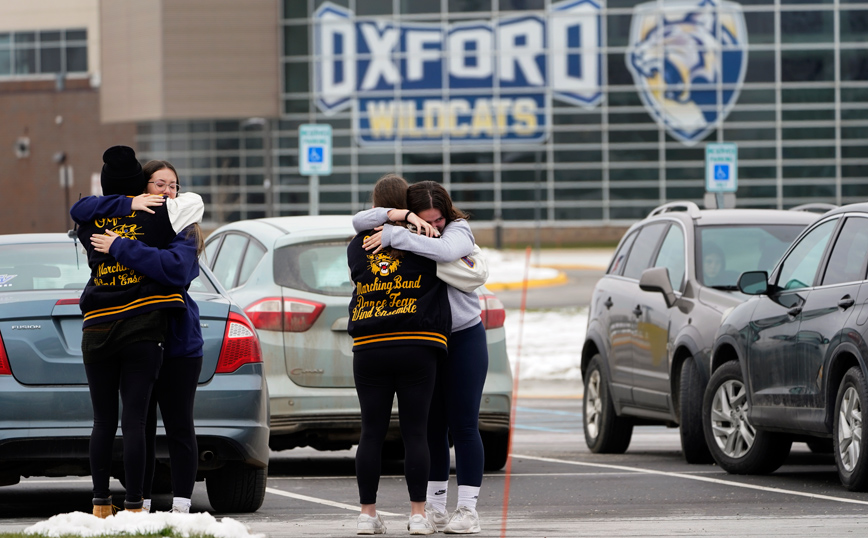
[265,487,401,516]
[512,454,868,506]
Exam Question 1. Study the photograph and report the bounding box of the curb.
[485,271,569,291]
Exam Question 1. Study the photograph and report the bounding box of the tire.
[702,361,791,474]
[205,463,267,513]
[679,358,714,464]
[481,430,510,471]
[583,354,633,453]
[834,366,868,491]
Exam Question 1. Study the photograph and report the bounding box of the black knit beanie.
[100,145,146,196]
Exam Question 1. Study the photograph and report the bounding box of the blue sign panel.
[313,0,603,145]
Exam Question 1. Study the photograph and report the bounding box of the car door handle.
[787,306,802,317]
[604,297,613,309]
[838,296,856,310]
[632,305,642,317]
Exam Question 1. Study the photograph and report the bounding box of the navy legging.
[354,345,439,504]
[85,341,162,505]
[428,322,488,487]
[143,355,203,500]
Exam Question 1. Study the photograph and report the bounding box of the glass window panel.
[283,24,308,56]
[783,165,835,178]
[284,0,308,18]
[783,87,835,103]
[65,29,86,41]
[610,168,658,181]
[359,0,393,14]
[781,11,833,43]
[211,234,248,289]
[841,10,868,41]
[14,49,36,74]
[451,170,494,184]
[609,231,637,275]
[623,223,668,280]
[321,191,351,203]
[284,61,309,93]
[215,137,240,150]
[745,50,776,82]
[823,217,868,285]
[321,173,350,185]
[66,46,87,72]
[500,0,544,8]
[502,207,547,221]
[403,152,443,165]
[14,32,35,44]
[654,224,686,290]
[554,169,603,182]
[745,11,775,44]
[841,50,868,81]
[0,50,10,75]
[39,48,60,74]
[39,31,61,43]
[776,219,836,290]
[451,187,494,202]
[607,14,632,48]
[401,0,439,13]
[783,183,836,197]
[0,33,10,45]
[781,49,834,82]
[607,54,634,86]
[449,0,492,11]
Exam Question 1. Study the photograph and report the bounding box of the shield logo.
[626,0,748,146]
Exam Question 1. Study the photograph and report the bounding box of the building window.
[0,28,87,77]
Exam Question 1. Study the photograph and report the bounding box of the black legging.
[354,345,439,504]
[85,341,162,505]
[143,355,203,500]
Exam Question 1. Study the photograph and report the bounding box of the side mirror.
[738,271,769,295]
[639,267,676,308]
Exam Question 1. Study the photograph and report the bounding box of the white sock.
[426,481,448,513]
[142,499,151,512]
[457,485,480,511]
[172,497,192,513]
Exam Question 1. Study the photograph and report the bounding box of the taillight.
[479,294,506,329]
[55,298,80,305]
[0,331,10,375]
[216,312,262,374]
[244,297,324,333]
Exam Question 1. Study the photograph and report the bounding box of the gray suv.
[581,201,818,462]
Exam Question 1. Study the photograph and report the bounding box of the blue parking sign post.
[705,143,737,208]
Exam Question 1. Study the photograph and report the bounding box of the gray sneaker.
[407,513,436,535]
[443,506,481,534]
[357,512,387,535]
[425,502,449,532]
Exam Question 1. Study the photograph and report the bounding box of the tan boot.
[125,507,144,513]
[92,504,114,518]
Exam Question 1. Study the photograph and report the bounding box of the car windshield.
[273,239,354,296]
[697,225,806,289]
[0,242,91,291]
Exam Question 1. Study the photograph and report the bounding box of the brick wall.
[0,78,135,234]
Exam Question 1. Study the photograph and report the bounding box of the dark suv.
[582,201,818,462]
[704,203,868,490]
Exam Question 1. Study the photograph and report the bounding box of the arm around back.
[108,226,200,288]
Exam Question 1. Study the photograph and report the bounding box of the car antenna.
[68,193,82,269]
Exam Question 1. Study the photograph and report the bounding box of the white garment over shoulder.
[165,192,204,233]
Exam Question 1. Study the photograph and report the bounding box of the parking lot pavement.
[485,247,614,291]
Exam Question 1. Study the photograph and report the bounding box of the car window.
[210,233,248,289]
[698,224,808,288]
[608,230,637,275]
[273,239,354,296]
[622,223,667,280]
[203,235,222,268]
[776,219,837,290]
[0,242,91,291]
[237,240,266,287]
[654,224,685,291]
[822,217,868,286]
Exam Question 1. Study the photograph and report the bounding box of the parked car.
[0,233,269,513]
[203,216,513,470]
[704,203,868,490]
[582,201,819,462]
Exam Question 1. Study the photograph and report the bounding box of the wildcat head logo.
[626,0,748,145]
[368,252,400,277]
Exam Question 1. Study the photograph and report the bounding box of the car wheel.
[583,354,633,453]
[702,361,791,474]
[834,366,868,491]
[679,357,713,464]
[205,463,267,513]
[481,430,510,471]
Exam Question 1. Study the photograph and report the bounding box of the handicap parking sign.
[300,124,332,176]
[308,146,324,164]
[706,143,737,193]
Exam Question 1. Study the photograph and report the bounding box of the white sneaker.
[425,502,449,532]
[170,505,190,514]
[407,513,436,535]
[443,506,481,534]
[357,512,387,535]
